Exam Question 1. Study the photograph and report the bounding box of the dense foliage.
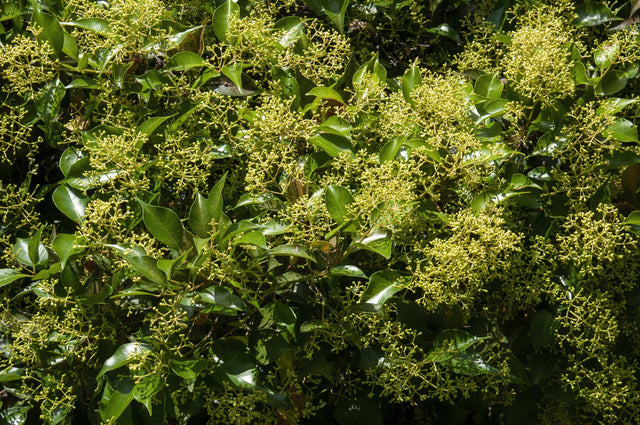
[2,0,640,423]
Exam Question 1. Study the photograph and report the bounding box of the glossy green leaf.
[164,51,208,71]
[137,199,187,251]
[251,329,295,364]
[269,244,317,262]
[0,405,29,425]
[329,265,367,278]
[35,79,65,123]
[97,343,151,379]
[213,0,240,43]
[199,286,249,314]
[52,233,85,269]
[0,366,26,383]
[594,42,619,70]
[260,301,297,335]
[573,1,621,26]
[451,352,500,375]
[310,133,353,157]
[379,139,403,163]
[0,269,28,288]
[320,0,350,34]
[99,378,135,423]
[136,115,174,137]
[626,211,640,225]
[222,62,244,91]
[273,16,304,47]
[59,147,90,178]
[426,329,487,362]
[604,118,638,142]
[133,374,161,416]
[356,270,402,312]
[325,185,355,224]
[53,185,88,224]
[32,8,64,57]
[189,193,215,238]
[307,86,345,104]
[596,70,628,95]
[62,18,110,35]
[233,230,267,248]
[319,116,352,137]
[596,98,639,116]
[0,2,23,21]
[426,23,461,43]
[475,74,503,99]
[401,60,422,105]
[530,310,557,350]
[354,229,392,259]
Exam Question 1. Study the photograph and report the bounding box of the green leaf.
[596,98,639,116]
[307,86,345,104]
[222,62,245,91]
[35,79,66,123]
[319,116,352,137]
[213,0,240,43]
[354,229,392,259]
[573,1,622,26]
[32,8,64,58]
[310,133,353,157]
[335,397,381,425]
[530,310,557,350]
[99,378,135,423]
[596,70,628,95]
[0,269,28,288]
[59,147,90,178]
[53,185,88,224]
[604,118,638,142]
[474,74,503,99]
[594,41,619,71]
[401,60,422,105]
[426,23,461,43]
[133,374,161,416]
[626,211,640,225]
[320,0,350,34]
[208,173,227,220]
[329,265,367,278]
[451,352,500,375]
[62,18,110,35]
[97,343,151,379]
[233,230,267,248]
[199,286,249,314]
[136,115,174,137]
[52,233,85,269]
[356,270,402,312]
[189,193,215,238]
[251,330,295,364]
[426,329,487,362]
[164,51,208,71]
[325,185,355,223]
[260,301,297,335]
[269,244,317,262]
[273,16,304,47]
[0,405,30,425]
[379,139,403,163]
[137,199,187,251]
[0,366,26,383]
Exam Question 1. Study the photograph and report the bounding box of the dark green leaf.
[53,185,88,224]
[164,51,208,71]
[451,352,500,375]
[426,329,487,362]
[136,115,174,137]
[213,0,240,43]
[0,405,29,425]
[97,343,151,379]
[474,74,503,99]
[329,265,367,278]
[354,229,392,259]
[137,199,187,251]
[320,0,350,34]
[62,18,110,35]
[199,286,249,314]
[573,1,622,26]
[133,374,161,416]
[99,378,135,423]
[260,301,297,335]
[356,270,402,312]
[35,79,65,123]
[401,60,422,105]
[325,185,355,224]
[530,310,557,350]
[32,8,64,57]
[604,118,638,142]
[269,244,317,262]
[596,70,628,96]
[0,366,26,382]
[52,233,85,269]
[222,62,244,91]
[426,23,461,43]
[310,133,353,157]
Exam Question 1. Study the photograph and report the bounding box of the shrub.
[1,0,640,424]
